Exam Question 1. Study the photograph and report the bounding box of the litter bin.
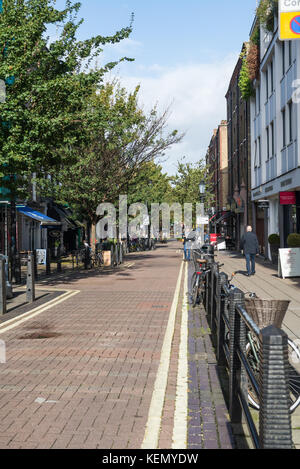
[0,254,13,299]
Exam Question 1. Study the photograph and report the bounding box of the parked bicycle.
[190,247,222,307]
[226,272,300,413]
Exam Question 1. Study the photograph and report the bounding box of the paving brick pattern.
[187,265,234,449]
[0,245,182,449]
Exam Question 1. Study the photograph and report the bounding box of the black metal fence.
[202,258,293,449]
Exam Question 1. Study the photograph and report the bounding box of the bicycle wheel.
[246,337,300,413]
[191,273,200,307]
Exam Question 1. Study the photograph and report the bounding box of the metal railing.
[202,259,293,449]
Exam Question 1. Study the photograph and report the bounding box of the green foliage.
[251,27,260,46]
[256,0,278,32]
[170,158,213,209]
[0,0,133,197]
[238,55,254,101]
[268,233,280,245]
[38,80,183,225]
[287,233,300,248]
[127,161,173,207]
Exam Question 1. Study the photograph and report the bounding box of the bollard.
[26,254,35,303]
[46,249,51,275]
[115,244,119,265]
[33,250,38,280]
[119,243,123,264]
[14,253,21,284]
[111,245,115,267]
[57,257,62,273]
[216,273,228,366]
[0,259,7,315]
[259,326,293,449]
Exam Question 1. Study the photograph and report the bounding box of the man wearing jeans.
[240,226,259,276]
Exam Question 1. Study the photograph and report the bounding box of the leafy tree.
[171,158,213,209]
[0,0,134,197]
[39,81,183,244]
[126,161,173,207]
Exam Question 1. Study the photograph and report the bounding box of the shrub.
[257,0,278,33]
[287,233,300,248]
[239,56,255,100]
[268,233,280,245]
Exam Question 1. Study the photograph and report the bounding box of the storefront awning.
[16,206,62,226]
[214,212,233,225]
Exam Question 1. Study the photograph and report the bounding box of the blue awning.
[16,206,61,226]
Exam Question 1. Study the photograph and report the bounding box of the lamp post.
[199,181,206,246]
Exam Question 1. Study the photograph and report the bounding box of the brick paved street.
[1,243,299,450]
[0,242,234,450]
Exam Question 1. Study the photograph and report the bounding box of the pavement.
[215,249,300,449]
[0,243,299,449]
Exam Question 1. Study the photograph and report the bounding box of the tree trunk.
[91,222,97,251]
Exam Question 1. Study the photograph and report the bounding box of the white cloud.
[110,54,238,175]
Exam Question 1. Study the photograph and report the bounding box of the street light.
[199,181,206,199]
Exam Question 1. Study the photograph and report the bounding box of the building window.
[282,41,285,76]
[271,122,275,157]
[255,137,261,168]
[270,61,274,93]
[266,69,269,99]
[266,127,270,160]
[256,86,261,115]
[288,101,293,143]
[288,41,292,67]
[282,108,286,148]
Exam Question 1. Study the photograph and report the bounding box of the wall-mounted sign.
[280,191,296,205]
[257,199,270,209]
[278,248,300,279]
[197,216,209,225]
[279,0,300,40]
[36,249,47,265]
[49,230,61,239]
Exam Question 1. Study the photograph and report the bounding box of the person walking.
[240,226,259,276]
[183,234,192,261]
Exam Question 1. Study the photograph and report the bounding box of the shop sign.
[280,191,296,205]
[278,248,300,278]
[257,199,270,209]
[49,230,61,239]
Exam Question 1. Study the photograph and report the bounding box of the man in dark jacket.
[240,226,259,276]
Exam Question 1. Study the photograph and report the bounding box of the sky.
[54,0,258,175]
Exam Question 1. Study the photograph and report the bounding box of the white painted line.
[0,290,80,334]
[0,291,71,329]
[172,261,188,449]
[141,261,184,449]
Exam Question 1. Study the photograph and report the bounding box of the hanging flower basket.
[245,299,290,329]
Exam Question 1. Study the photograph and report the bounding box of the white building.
[250,16,300,258]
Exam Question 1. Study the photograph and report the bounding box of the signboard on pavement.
[36,249,47,265]
[279,0,300,40]
[278,248,300,278]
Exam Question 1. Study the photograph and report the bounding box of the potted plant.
[268,233,280,264]
[287,233,300,248]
